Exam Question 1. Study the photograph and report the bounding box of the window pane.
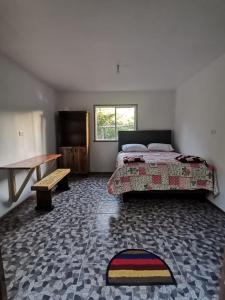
[116,107,135,137]
[95,107,116,140]
[95,106,136,141]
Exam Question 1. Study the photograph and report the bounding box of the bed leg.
[122,193,129,202]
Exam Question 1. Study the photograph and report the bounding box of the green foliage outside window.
[95,106,136,140]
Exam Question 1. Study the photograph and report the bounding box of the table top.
[0,154,62,170]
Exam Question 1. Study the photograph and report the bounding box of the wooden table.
[0,154,61,202]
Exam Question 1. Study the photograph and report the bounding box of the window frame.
[94,104,138,142]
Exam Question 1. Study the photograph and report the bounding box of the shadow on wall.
[0,110,48,162]
[0,110,53,216]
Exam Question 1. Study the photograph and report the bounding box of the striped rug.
[106,249,176,286]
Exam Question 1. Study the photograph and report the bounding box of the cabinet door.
[58,147,73,169]
[78,147,88,174]
[72,147,80,173]
[58,146,88,174]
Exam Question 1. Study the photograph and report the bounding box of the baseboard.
[208,195,225,214]
[89,172,113,176]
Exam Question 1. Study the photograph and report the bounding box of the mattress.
[107,151,218,195]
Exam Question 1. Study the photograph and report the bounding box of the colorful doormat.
[106,249,176,286]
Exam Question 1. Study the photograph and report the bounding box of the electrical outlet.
[210,129,216,135]
[18,130,24,136]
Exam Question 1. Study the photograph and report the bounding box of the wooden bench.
[31,168,70,211]
[0,154,62,203]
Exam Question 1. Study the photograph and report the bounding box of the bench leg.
[36,190,53,211]
[57,175,70,191]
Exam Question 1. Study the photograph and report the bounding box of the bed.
[107,130,218,196]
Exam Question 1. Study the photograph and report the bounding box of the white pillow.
[122,144,148,152]
[147,143,174,152]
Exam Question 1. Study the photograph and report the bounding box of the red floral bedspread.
[107,151,218,195]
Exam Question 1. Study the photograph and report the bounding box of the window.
[94,105,137,141]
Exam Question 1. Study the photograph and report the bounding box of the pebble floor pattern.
[0,175,225,300]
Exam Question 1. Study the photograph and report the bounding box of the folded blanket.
[175,154,207,165]
[123,155,145,164]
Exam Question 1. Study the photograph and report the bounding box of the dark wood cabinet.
[57,111,90,174]
[78,147,88,173]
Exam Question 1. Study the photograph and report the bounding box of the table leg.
[8,168,35,203]
[8,169,16,202]
[16,168,35,201]
[36,166,41,181]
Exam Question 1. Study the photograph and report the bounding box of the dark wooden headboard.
[118,130,172,151]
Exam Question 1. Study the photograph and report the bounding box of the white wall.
[57,91,175,172]
[175,52,225,211]
[0,55,57,218]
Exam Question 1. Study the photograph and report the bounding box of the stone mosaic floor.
[0,175,225,300]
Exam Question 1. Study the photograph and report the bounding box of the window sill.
[93,140,118,142]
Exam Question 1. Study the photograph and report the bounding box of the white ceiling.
[0,0,225,91]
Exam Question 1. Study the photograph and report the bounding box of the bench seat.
[32,168,70,191]
[32,168,71,210]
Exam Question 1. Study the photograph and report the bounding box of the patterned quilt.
[107,151,218,195]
